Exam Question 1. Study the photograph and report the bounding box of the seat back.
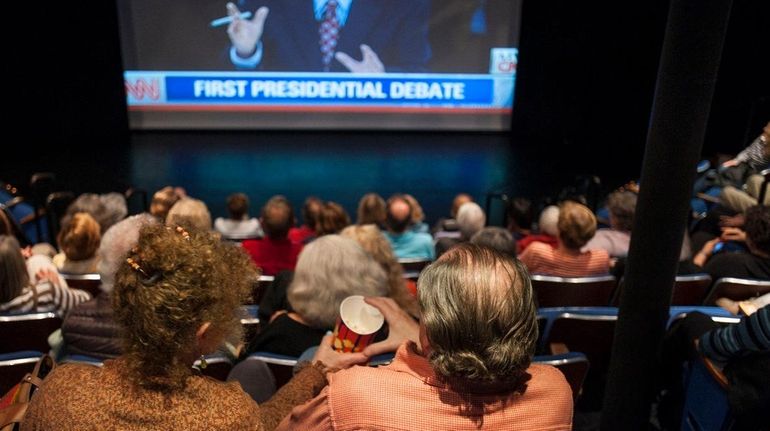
[543,308,618,410]
[398,258,432,280]
[531,275,617,307]
[0,352,43,394]
[0,313,63,354]
[703,277,770,305]
[672,274,712,305]
[681,355,733,431]
[249,275,274,305]
[246,352,298,389]
[533,352,590,403]
[193,355,233,382]
[60,273,102,297]
[45,191,75,246]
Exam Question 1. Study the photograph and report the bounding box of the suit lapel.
[336,0,385,57]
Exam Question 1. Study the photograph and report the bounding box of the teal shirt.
[384,231,435,260]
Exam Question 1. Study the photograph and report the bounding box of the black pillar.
[601,0,733,428]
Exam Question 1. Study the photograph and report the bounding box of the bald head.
[386,196,412,233]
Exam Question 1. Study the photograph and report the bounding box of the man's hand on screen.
[226,3,269,58]
[335,45,385,73]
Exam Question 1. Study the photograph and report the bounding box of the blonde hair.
[58,212,101,261]
[288,235,388,328]
[316,202,351,236]
[113,224,257,391]
[150,186,181,222]
[558,201,597,249]
[403,194,425,224]
[341,225,420,318]
[166,198,212,231]
[357,193,386,226]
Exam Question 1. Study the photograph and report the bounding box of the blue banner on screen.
[126,72,513,108]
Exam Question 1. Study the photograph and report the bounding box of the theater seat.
[533,352,590,403]
[0,312,62,354]
[680,354,733,431]
[60,273,101,297]
[703,277,770,305]
[0,351,43,394]
[531,275,617,307]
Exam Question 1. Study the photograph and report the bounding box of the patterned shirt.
[0,281,90,315]
[735,136,769,172]
[699,305,770,365]
[519,241,610,277]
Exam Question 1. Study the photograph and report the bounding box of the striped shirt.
[699,305,770,365]
[519,241,610,277]
[735,136,769,172]
[0,281,91,315]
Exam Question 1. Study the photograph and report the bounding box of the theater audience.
[276,244,573,430]
[341,224,420,318]
[53,212,101,274]
[435,201,486,257]
[60,213,157,360]
[165,197,212,231]
[519,201,610,277]
[214,192,263,239]
[288,196,322,244]
[243,235,388,357]
[517,205,560,253]
[61,192,127,235]
[242,196,303,276]
[383,194,435,260]
[356,193,387,227]
[23,223,367,431]
[471,226,517,257]
[1,235,90,314]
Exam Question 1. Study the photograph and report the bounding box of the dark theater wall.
[2,1,765,225]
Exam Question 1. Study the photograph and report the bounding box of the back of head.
[316,201,351,236]
[288,235,388,328]
[419,243,537,386]
[538,206,560,237]
[386,195,412,234]
[150,186,181,222]
[226,193,250,220]
[0,235,29,303]
[557,201,597,250]
[58,212,101,261]
[0,209,13,236]
[404,194,425,224]
[471,227,516,257]
[507,197,533,231]
[457,202,486,240]
[99,193,128,232]
[301,196,323,230]
[745,205,770,254]
[97,213,158,294]
[63,193,109,234]
[606,190,637,232]
[261,195,294,239]
[357,193,386,226]
[113,224,256,391]
[451,193,473,218]
[165,198,212,231]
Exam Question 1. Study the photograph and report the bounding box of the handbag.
[0,355,56,431]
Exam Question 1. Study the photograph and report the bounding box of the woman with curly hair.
[23,224,367,431]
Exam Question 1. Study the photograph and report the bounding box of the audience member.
[506,197,534,241]
[432,193,473,239]
[583,189,637,258]
[341,224,420,318]
[214,192,264,239]
[61,213,157,360]
[23,223,367,431]
[243,235,388,357]
[517,205,560,253]
[1,235,90,314]
[242,195,303,276]
[403,194,429,234]
[356,193,387,227]
[276,244,573,430]
[288,196,322,244]
[315,201,351,236]
[519,201,610,277]
[165,197,212,231]
[471,226,516,257]
[435,201,486,257]
[53,212,101,274]
[383,195,435,260]
[149,186,182,222]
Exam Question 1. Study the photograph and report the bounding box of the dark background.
[2,0,767,225]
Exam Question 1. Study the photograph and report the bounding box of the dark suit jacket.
[235,0,431,72]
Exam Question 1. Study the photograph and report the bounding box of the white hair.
[457,202,486,240]
[288,235,388,328]
[97,213,157,293]
[166,198,212,231]
[538,205,560,237]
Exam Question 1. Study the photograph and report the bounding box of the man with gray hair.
[60,213,157,359]
[276,244,572,430]
[435,201,486,257]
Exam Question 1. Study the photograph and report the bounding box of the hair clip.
[126,256,149,277]
[171,225,191,241]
